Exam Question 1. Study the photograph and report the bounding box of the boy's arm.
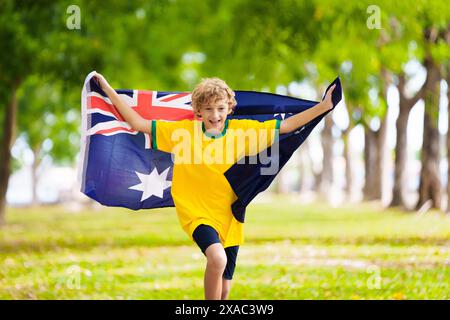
[279,84,336,134]
[93,72,152,135]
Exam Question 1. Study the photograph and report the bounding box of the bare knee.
[205,244,227,273]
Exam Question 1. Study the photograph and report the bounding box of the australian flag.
[78,71,342,223]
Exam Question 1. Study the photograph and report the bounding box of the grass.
[0,197,449,299]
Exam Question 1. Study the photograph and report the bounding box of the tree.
[410,2,450,210]
[446,24,450,214]
[16,77,80,205]
[416,26,447,210]
[0,0,105,224]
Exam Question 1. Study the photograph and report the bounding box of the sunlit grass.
[1,198,449,299]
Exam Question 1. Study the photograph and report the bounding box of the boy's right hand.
[93,72,111,91]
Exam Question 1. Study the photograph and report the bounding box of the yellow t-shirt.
[151,118,280,248]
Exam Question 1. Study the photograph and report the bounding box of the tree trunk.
[298,140,310,193]
[363,125,377,200]
[0,83,19,226]
[31,147,42,206]
[390,72,426,208]
[416,56,442,210]
[319,115,334,199]
[390,102,410,207]
[298,139,322,192]
[362,112,388,202]
[342,125,353,199]
[445,26,450,214]
[374,112,388,200]
[304,139,322,191]
[447,68,450,213]
[416,113,441,210]
[378,69,391,204]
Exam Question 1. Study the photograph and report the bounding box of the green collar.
[202,119,229,139]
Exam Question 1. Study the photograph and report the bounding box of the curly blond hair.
[191,77,237,118]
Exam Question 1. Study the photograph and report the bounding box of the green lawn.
[1,198,449,299]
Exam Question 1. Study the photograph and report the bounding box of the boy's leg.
[192,224,226,300]
[221,246,239,300]
[204,243,227,300]
[221,279,232,300]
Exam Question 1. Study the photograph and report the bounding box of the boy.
[93,72,335,300]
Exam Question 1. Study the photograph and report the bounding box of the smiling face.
[191,77,237,134]
[198,98,232,133]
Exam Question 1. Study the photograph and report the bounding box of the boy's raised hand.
[322,84,336,111]
[93,72,112,91]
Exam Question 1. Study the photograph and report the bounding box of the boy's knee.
[210,254,227,272]
[205,244,227,271]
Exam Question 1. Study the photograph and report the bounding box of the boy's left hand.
[322,84,336,111]
[93,72,112,91]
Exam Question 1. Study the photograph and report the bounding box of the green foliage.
[0,0,106,176]
[16,76,80,166]
[198,0,318,89]
[2,0,450,170]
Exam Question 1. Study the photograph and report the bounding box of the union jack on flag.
[78,71,342,222]
[85,82,194,147]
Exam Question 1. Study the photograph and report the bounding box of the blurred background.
[0,0,449,299]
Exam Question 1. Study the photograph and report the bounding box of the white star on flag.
[274,113,286,119]
[129,167,172,202]
[274,113,292,120]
